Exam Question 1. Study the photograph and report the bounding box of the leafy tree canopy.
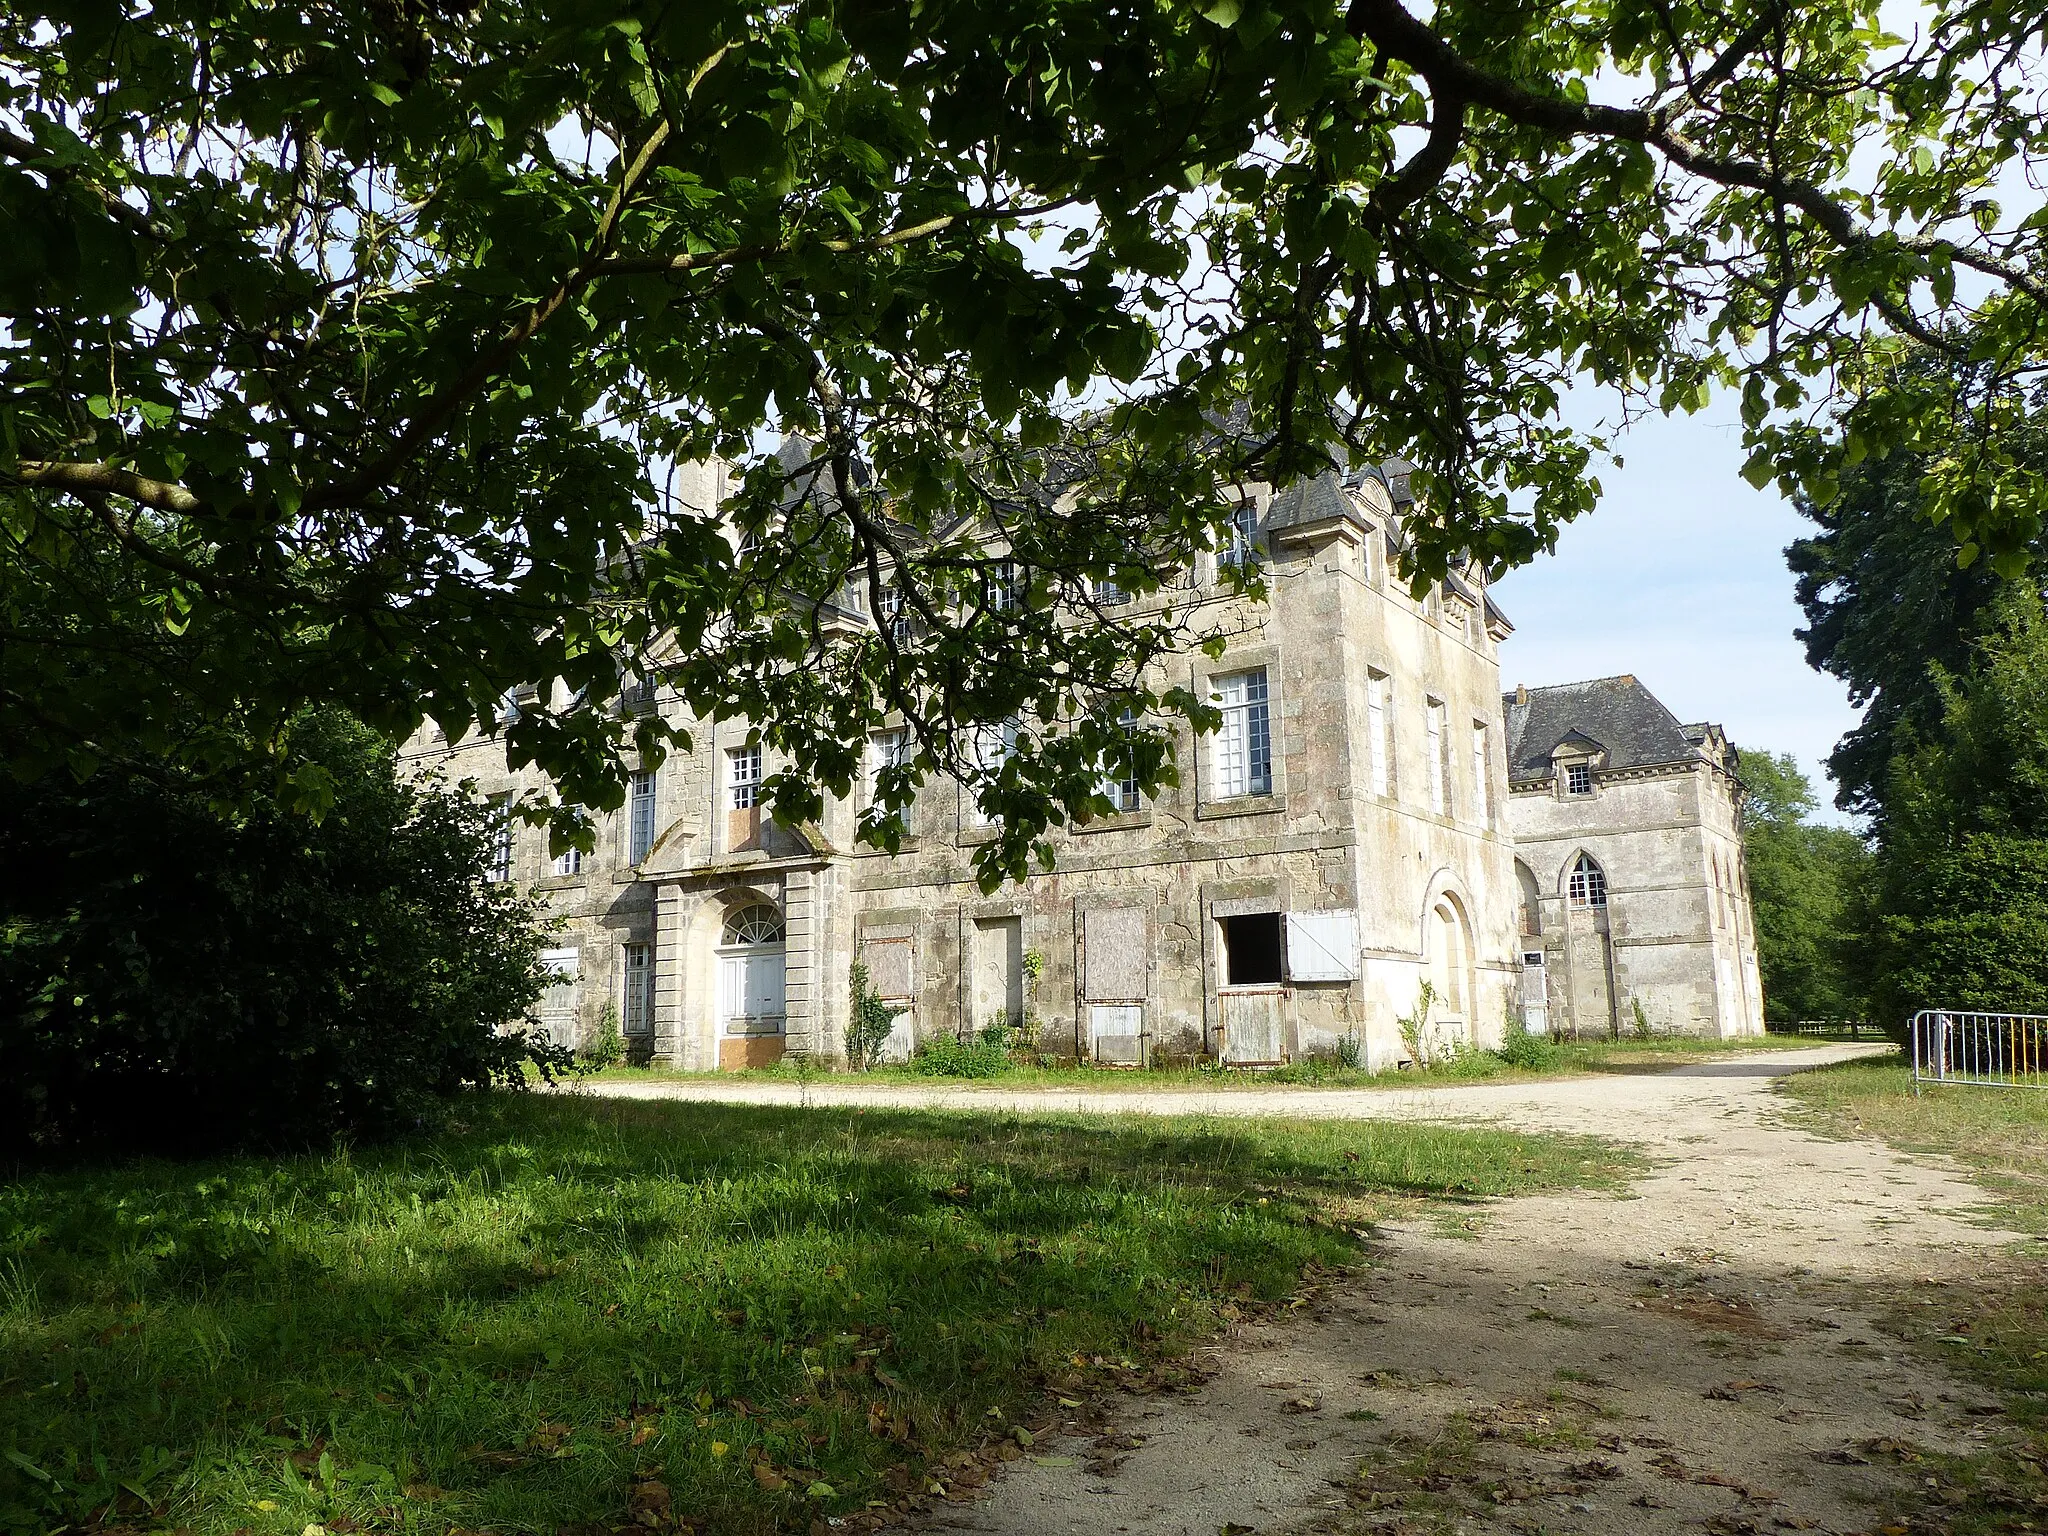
[1734,746,1872,1024]
[1870,589,2048,1018]
[1788,346,2048,818]
[7,0,2048,882]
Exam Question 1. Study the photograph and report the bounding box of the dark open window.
[1220,913,1284,987]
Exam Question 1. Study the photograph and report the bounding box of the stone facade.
[400,465,1545,1070]
[1501,676,1766,1039]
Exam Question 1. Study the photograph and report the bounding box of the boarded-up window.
[1285,911,1359,982]
[862,937,914,1003]
[1083,907,1148,1002]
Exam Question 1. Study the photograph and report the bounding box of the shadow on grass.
[0,1095,1632,1536]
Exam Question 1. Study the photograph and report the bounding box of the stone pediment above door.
[637,819,700,876]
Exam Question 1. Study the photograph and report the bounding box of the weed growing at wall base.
[0,1095,1633,1536]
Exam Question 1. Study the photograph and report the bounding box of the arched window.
[1567,853,1608,909]
[1514,860,1543,936]
[722,905,785,946]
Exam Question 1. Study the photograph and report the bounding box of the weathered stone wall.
[1507,754,1764,1039]
[398,474,1525,1070]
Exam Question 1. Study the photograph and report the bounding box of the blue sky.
[1491,403,1865,826]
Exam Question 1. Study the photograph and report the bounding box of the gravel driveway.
[580,1046,2021,1535]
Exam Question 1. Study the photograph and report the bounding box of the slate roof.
[1501,675,1706,783]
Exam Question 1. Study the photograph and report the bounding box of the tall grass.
[0,1097,1632,1536]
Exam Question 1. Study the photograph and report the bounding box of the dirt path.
[584,1048,2024,1535]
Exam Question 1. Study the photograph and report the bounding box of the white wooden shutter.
[1285,911,1359,982]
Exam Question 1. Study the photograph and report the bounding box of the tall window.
[1568,853,1608,908]
[1365,671,1391,798]
[867,727,911,801]
[621,941,652,1036]
[1218,503,1258,573]
[987,558,1023,611]
[1424,699,1448,815]
[628,769,657,864]
[1213,669,1273,798]
[1099,709,1143,813]
[1566,761,1594,796]
[968,718,1020,825]
[1471,722,1491,827]
[728,744,762,809]
[878,584,914,644]
[487,794,513,882]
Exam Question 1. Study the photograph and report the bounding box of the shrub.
[580,1003,626,1070]
[0,712,561,1156]
[845,962,900,1070]
[1495,1028,1562,1070]
[910,1029,1013,1078]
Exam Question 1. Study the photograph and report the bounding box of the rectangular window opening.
[1566,762,1593,796]
[1471,722,1491,827]
[1218,503,1259,574]
[622,942,652,1036]
[628,769,657,864]
[1424,699,1448,815]
[1213,668,1273,799]
[1220,912,1285,988]
[728,744,762,809]
[1365,671,1391,798]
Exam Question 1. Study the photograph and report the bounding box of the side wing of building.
[1500,676,1765,1039]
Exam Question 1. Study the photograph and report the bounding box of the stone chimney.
[1514,683,1528,705]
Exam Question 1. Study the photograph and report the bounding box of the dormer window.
[1566,762,1593,796]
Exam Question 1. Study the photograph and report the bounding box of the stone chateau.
[401,466,1763,1068]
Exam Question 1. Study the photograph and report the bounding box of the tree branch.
[1342,0,2048,308]
[7,460,204,514]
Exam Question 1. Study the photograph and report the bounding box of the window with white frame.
[1212,668,1273,798]
[867,727,911,802]
[987,558,1024,611]
[1424,699,1448,815]
[1099,708,1144,813]
[1566,761,1593,796]
[1568,852,1609,908]
[878,583,915,644]
[621,941,652,1036]
[968,718,1020,825]
[1471,722,1491,827]
[487,794,513,882]
[628,769,657,864]
[1365,670,1391,797]
[1094,573,1129,606]
[1217,502,1259,574]
[551,839,584,877]
[728,744,762,809]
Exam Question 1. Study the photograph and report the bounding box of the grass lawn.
[580,1029,1831,1093]
[0,1095,1635,1536]
[1780,1056,2048,1532]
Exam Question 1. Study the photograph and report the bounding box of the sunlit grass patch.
[0,1096,1633,1536]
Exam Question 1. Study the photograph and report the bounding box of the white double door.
[718,945,786,1035]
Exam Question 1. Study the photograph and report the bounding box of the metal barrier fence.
[1911,1009,2048,1092]
[1772,1019,1890,1041]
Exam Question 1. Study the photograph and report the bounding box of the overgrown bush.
[0,712,561,1156]
[580,1003,626,1070]
[910,1026,1014,1078]
[1495,1028,1563,1070]
[845,961,900,1070]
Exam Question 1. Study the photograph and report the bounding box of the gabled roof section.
[1502,675,1708,783]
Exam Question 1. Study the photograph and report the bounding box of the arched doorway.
[716,903,786,1070]
[1560,851,1618,1039]
[1426,893,1474,1047]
